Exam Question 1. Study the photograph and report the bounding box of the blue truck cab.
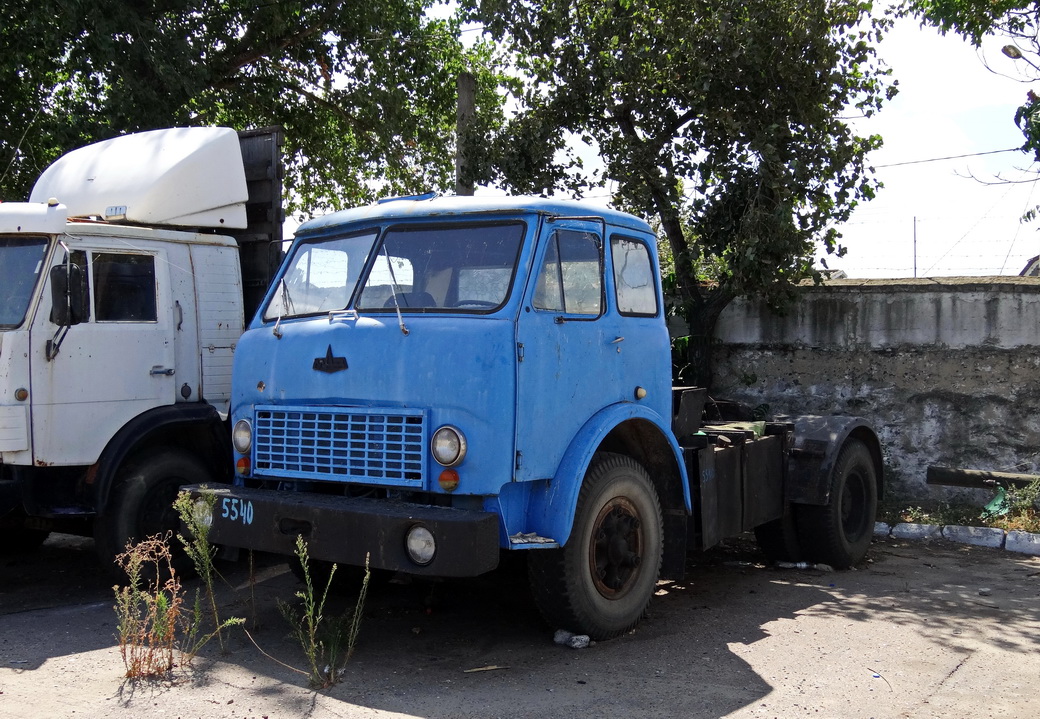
[196,195,883,639]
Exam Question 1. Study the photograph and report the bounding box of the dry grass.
[113,535,183,679]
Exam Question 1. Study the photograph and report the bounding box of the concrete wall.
[711,277,1040,499]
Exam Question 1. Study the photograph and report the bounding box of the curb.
[874,522,1040,557]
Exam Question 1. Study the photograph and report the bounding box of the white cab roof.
[29,127,248,229]
[0,201,68,235]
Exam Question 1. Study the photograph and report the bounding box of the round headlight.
[232,418,252,454]
[431,425,466,467]
[192,498,214,530]
[405,525,436,565]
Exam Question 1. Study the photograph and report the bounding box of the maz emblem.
[313,345,348,373]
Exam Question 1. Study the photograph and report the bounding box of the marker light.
[438,469,460,492]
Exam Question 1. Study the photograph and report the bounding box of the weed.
[987,479,1040,533]
[113,535,183,679]
[880,479,1040,534]
[113,490,243,680]
[882,502,980,527]
[173,489,243,657]
[278,535,370,688]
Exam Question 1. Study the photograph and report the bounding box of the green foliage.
[0,1,510,215]
[901,0,1036,44]
[464,0,896,382]
[988,479,1040,532]
[880,501,982,527]
[278,535,370,689]
[881,478,1040,532]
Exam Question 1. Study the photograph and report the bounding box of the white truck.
[0,127,282,571]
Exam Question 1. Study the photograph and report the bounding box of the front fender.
[521,402,689,547]
[93,403,229,511]
[785,415,884,505]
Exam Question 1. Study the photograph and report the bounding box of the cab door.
[514,219,626,482]
[29,245,176,465]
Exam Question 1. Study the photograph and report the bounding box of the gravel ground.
[1,533,1038,718]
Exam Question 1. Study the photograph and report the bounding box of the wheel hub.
[589,497,644,598]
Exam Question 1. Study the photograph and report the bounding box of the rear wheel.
[94,447,212,580]
[796,439,877,568]
[528,453,663,640]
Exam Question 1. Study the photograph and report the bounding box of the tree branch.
[217,21,325,81]
[613,104,698,306]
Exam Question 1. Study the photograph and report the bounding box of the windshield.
[264,230,379,320]
[0,235,50,328]
[356,222,525,312]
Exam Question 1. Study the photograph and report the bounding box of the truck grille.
[252,405,426,486]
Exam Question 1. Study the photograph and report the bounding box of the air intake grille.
[253,405,426,486]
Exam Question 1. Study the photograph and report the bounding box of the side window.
[533,229,603,316]
[93,253,157,322]
[611,236,658,316]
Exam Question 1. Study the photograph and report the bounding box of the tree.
[0,1,509,216]
[903,0,1034,43]
[905,2,1040,170]
[463,0,895,385]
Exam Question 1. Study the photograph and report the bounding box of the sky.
[829,16,1040,278]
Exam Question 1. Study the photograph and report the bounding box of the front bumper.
[185,483,501,577]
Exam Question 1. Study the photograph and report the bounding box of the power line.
[876,147,1021,168]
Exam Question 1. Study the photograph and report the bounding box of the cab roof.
[296,194,654,237]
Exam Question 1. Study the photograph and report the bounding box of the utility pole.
[913,216,918,278]
[455,72,476,196]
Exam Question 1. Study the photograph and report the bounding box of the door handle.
[150,366,175,376]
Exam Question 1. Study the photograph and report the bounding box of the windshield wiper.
[272,279,294,338]
[382,247,409,336]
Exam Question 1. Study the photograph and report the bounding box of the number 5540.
[220,497,254,525]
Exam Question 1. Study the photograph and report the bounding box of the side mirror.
[49,263,86,326]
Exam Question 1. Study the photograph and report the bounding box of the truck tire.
[94,447,212,580]
[527,453,663,640]
[796,438,878,569]
[753,509,803,563]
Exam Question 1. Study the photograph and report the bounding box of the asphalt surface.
[0,533,1038,718]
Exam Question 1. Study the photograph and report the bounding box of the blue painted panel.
[515,219,618,482]
[522,402,689,546]
[232,313,518,496]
